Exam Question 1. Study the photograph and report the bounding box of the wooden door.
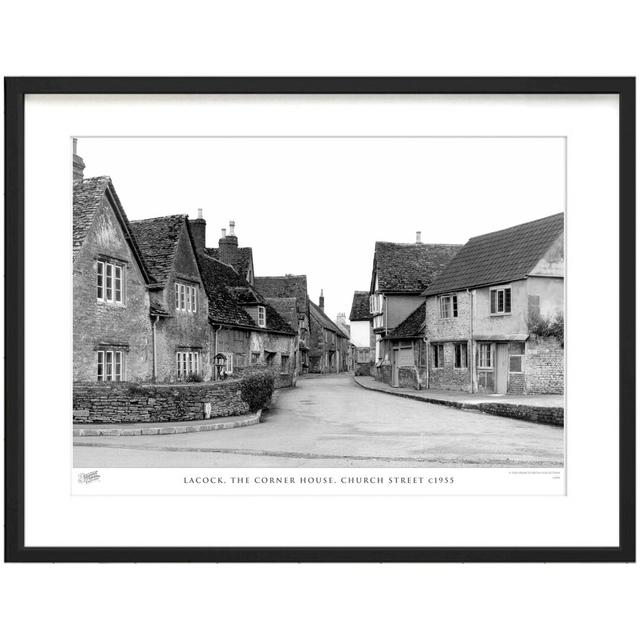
[495,343,508,394]
[392,349,399,387]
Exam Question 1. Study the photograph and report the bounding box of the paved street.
[74,374,564,468]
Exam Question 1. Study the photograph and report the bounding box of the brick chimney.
[319,289,325,312]
[73,138,85,181]
[218,220,238,265]
[189,208,206,254]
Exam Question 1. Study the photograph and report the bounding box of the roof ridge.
[466,212,564,242]
[130,213,188,224]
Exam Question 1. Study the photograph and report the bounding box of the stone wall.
[525,335,564,394]
[73,380,249,424]
[428,341,472,392]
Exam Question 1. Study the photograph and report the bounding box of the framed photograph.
[5,77,635,562]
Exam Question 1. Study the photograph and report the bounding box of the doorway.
[495,343,509,394]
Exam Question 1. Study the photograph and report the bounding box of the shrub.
[240,368,276,412]
[528,311,564,347]
[186,372,203,383]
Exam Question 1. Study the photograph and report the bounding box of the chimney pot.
[72,137,85,181]
[229,220,236,236]
[197,208,203,219]
[416,231,422,243]
[221,228,226,238]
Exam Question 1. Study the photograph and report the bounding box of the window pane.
[505,288,511,313]
[186,286,191,312]
[105,351,113,381]
[97,262,104,299]
[193,288,197,312]
[115,266,122,302]
[509,355,522,373]
[115,351,121,381]
[180,285,185,310]
[105,264,113,301]
[452,295,458,317]
[97,351,104,381]
[490,290,496,314]
[175,283,180,309]
[497,289,504,313]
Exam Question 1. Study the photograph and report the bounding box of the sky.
[77,137,565,322]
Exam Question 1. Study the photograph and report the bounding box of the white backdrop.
[2,2,638,639]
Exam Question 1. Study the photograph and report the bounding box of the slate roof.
[129,215,187,285]
[371,242,462,294]
[424,213,565,296]
[309,301,349,339]
[254,275,309,316]
[387,302,426,339]
[197,253,295,335]
[349,291,372,322]
[204,246,253,278]
[73,176,152,284]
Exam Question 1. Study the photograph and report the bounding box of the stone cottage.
[129,214,211,382]
[192,223,298,387]
[368,233,461,381]
[308,292,350,374]
[254,275,311,375]
[73,174,155,383]
[204,220,255,284]
[349,291,374,376]
[423,213,565,394]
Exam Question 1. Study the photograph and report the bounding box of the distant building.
[309,291,350,373]
[349,291,374,376]
[423,213,564,394]
[254,275,311,375]
[192,221,298,387]
[368,233,461,383]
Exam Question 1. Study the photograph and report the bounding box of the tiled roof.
[349,291,372,321]
[129,215,187,285]
[254,275,309,316]
[204,246,253,278]
[387,302,426,339]
[424,213,565,296]
[197,253,295,335]
[73,176,152,284]
[266,297,298,331]
[372,242,462,293]
[309,301,349,339]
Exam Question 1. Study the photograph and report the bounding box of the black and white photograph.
[72,135,566,471]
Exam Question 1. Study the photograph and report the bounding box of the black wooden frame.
[4,77,635,562]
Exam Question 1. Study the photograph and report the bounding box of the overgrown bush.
[186,372,203,383]
[240,368,276,412]
[528,311,564,347]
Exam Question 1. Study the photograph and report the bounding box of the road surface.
[74,374,564,467]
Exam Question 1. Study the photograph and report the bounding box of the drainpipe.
[152,315,159,382]
[467,289,474,393]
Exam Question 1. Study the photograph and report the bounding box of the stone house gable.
[73,177,154,383]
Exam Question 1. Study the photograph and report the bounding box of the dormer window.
[258,305,266,328]
[96,260,123,304]
[175,282,198,313]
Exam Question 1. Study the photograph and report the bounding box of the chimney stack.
[218,220,239,265]
[416,231,422,244]
[319,289,325,312]
[72,137,85,181]
[188,208,207,254]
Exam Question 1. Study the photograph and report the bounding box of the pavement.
[74,373,564,468]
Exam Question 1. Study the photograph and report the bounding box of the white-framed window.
[175,283,198,313]
[454,343,468,369]
[96,260,123,304]
[97,349,125,381]
[224,352,234,374]
[258,305,266,327]
[432,343,444,368]
[439,294,458,319]
[369,293,384,314]
[478,343,493,369]
[176,350,200,379]
[490,286,512,315]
